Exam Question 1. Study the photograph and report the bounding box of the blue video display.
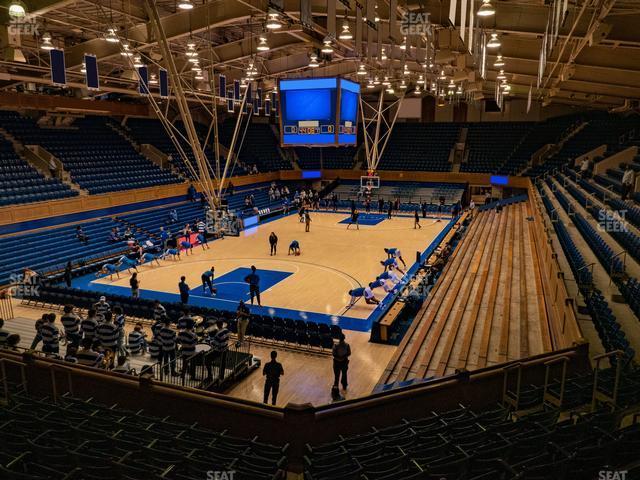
[279,77,359,146]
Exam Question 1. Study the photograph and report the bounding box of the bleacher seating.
[0,112,182,194]
[377,123,459,172]
[0,135,77,206]
[462,122,532,173]
[218,119,291,172]
[0,392,288,480]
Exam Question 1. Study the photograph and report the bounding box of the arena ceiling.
[0,0,639,110]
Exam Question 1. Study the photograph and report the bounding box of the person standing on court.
[201,267,216,296]
[332,333,351,390]
[414,209,422,229]
[244,265,261,306]
[269,232,278,256]
[129,272,140,298]
[304,211,312,232]
[387,201,393,220]
[347,209,359,230]
[236,300,251,344]
[263,350,284,405]
[179,276,190,304]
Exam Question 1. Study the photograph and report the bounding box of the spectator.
[128,323,147,355]
[112,355,133,375]
[177,309,196,330]
[112,306,127,357]
[30,314,47,349]
[5,334,20,351]
[64,261,73,288]
[209,320,229,381]
[153,300,166,322]
[159,318,178,376]
[263,350,284,406]
[177,324,198,378]
[61,304,82,348]
[64,345,79,363]
[93,296,110,319]
[77,338,104,367]
[148,336,161,361]
[40,313,60,355]
[622,164,636,201]
[0,318,10,346]
[76,226,89,244]
[81,309,99,342]
[96,311,119,367]
[187,184,197,202]
[332,333,351,390]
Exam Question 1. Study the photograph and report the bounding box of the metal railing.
[0,288,14,320]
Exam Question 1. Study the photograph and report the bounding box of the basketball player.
[288,240,301,256]
[378,265,402,284]
[161,248,181,260]
[305,211,312,232]
[139,252,161,266]
[380,258,405,275]
[96,263,119,280]
[347,209,360,230]
[384,248,407,268]
[414,209,422,229]
[201,267,217,296]
[117,255,139,274]
[180,239,193,255]
[369,277,394,293]
[269,232,278,256]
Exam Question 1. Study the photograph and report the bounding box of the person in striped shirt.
[177,309,196,330]
[128,323,147,355]
[93,296,111,319]
[206,320,229,381]
[0,318,10,346]
[81,309,99,342]
[177,325,198,378]
[40,313,60,355]
[96,311,119,367]
[148,337,161,360]
[158,318,178,376]
[29,314,47,350]
[112,306,127,357]
[153,300,166,322]
[60,304,82,348]
[77,338,104,368]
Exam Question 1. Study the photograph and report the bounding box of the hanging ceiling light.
[382,76,390,86]
[133,55,143,68]
[386,86,395,94]
[403,64,410,76]
[399,80,407,89]
[177,0,193,10]
[40,32,54,51]
[8,0,26,18]
[487,32,501,49]
[439,69,446,80]
[497,69,506,80]
[373,76,380,85]
[357,64,367,76]
[456,85,463,95]
[367,79,375,89]
[400,37,407,50]
[339,20,352,40]
[477,0,496,17]
[80,62,86,73]
[414,86,421,95]
[257,36,270,51]
[308,53,319,68]
[374,3,379,22]
[105,27,119,43]
[437,95,446,107]
[448,79,455,90]
[195,72,204,80]
[149,73,158,84]
[266,11,281,30]
[380,48,387,60]
[493,54,505,67]
[120,43,133,56]
[417,74,425,84]
[321,38,333,54]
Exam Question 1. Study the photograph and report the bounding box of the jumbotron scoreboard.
[278,77,360,147]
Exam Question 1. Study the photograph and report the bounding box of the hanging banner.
[159,68,168,98]
[50,49,66,86]
[219,74,226,100]
[271,91,277,112]
[227,97,234,113]
[137,66,149,96]
[265,98,272,116]
[257,88,263,110]
[246,82,253,104]
[84,54,99,90]
[234,79,240,101]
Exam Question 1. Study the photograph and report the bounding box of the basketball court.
[80,210,450,332]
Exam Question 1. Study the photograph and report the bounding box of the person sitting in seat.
[76,226,89,244]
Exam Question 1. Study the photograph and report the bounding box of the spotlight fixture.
[357,64,367,76]
[339,20,352,40]
[266,12,281,30]
[8,0,26,18]
[40,32,54,51]
[321,38,333,53]
[105,27,119,43]
[308,53,319,68]
[477,0,495,17]
[487,32,501,49]
[494,54,505,67]
[177,0,193,10]
[120,43,133,56]
[380,48,387,60]
[133,55,143,68]
[149,73,158,85]
[257,36,270,51]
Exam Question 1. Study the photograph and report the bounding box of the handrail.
[0,357,28,402]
